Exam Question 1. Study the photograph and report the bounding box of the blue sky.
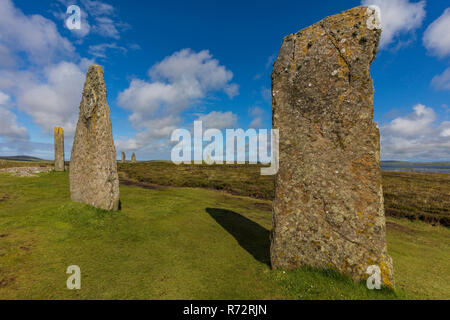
[0,0,449,161]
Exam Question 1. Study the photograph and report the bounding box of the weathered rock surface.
[121,152,126,164]
[131,153,136,163]
[271,7,394,287]
[69,65,120,211]
[54,127,65,172]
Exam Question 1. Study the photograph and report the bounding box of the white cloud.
[381,104,450,160]
[115,116,180,153]
[261,87,271,102]
[0,61,87,140]
[224,84,239,99]
[423,8,450,57]
[249,106,265,129]
[265,54,276,69]
[80,0,115,16]
[384,104,435,136]
[0,0,90,148]
[361,0,426,49]
[148,49,236,94]
[92,16,120,39]
[0,106,29,142]
[88,43,127,58]
[0,44,17,68]
[0,0,75,65]
[0,91,10,106]
[249,106,264,117]
[117,49,239,153]
[431,67,450,90]
[196,111,238,129]
[15,62,86,137]
[0,0,104,157]
[54,0,129,40]
[0,91,25,142]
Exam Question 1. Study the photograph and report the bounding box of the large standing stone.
[69,65,120,211]
[131,153,136,163]
[54,127,65,172]
[271,7,394,287]
[121,152,126,164]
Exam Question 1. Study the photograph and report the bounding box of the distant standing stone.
[121,152,126,164]
[69,65,120,211]
[270,7,394,287]
[131,153,136,163]
[54,127,65,172]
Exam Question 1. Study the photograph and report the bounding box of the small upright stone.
[271,7,394,287]
[69,65,120,211]
[131,153,136,163]
[54,127,65,172]
[121,152,126,164]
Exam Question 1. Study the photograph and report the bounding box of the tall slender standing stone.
[131,153,136,163]
[69,65,120,211]
[54,127,65,172]
[121,152,126,164]
[271,7,394,287]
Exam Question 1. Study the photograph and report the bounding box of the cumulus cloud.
[0,0,91,155]
[383,104,435,136]
[195,111,238,129]
[0,0,75,65]
[15,61,86,137]
[381,104,450,160]
[0,0,134,157]
[116,49,239,153]
[0,90,28,142]
[423,8,450,58]
[0,106,29,142]
[361,0,426,49]
[224,84,240,99]
[0,91,11,106]
[431,67,450,90]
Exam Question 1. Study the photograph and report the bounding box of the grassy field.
[0,166,449,299]
[118,162,450,226]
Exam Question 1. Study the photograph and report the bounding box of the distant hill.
[0,155,44,162]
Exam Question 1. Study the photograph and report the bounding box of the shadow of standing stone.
[207,208,271,266]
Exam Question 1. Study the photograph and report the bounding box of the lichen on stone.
[270,6,394,287]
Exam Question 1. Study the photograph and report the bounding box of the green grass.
[1,170,449,299]
[118,162,450,226]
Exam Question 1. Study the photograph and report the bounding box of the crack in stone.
[320,23,352,83]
